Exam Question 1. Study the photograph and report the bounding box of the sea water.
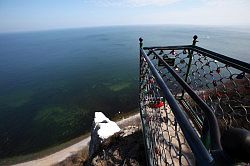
[0,25,249,160]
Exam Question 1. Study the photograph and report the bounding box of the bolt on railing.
[139,36,250,165]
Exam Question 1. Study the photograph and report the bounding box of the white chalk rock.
[89,112,121,158]
[94,112,121,139]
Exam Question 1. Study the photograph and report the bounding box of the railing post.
[139,37,143,80]
[185,35,198,82]
[139,38,151,166]
[181,35,198,99]
[192,35,198,46]
[139,37,143,49]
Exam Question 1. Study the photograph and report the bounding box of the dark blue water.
[0,25,249,159]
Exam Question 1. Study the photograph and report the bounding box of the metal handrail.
[139,36,250,165]
[143,45,250,73]
[149,49,222,152]
[140,46,214,165]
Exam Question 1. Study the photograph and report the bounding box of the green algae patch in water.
[0,90,34,108]
[108,82,131,92]
[33,106,85,131]
[30,106,92,150]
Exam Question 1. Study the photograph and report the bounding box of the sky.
[0,0,250,32]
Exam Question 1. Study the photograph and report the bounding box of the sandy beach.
[13,113,141,166]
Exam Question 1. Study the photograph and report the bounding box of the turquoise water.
[0,25,249,159]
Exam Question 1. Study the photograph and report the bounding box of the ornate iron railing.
[139,36,250,166]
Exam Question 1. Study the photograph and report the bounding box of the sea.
[0,25,249,162]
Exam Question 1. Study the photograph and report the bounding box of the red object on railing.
[149,101,164,108]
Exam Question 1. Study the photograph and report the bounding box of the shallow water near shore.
[0,25,250,162]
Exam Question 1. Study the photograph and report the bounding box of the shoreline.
[11,113,141,166]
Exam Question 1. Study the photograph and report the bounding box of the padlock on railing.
[158,54,176,66]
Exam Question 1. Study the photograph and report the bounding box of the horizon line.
[1,23,250,34]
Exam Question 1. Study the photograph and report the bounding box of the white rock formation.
[89,112,121,158]
[94,112,121,139]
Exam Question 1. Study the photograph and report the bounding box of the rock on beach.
[88,112,121,158]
